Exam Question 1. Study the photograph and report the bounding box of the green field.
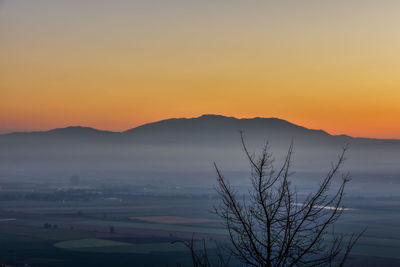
[78,219,226,234]
[55,238,131,249]
[55,239,197,254]
[1,194,400,266]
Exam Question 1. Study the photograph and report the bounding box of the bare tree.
[184,133,365,267]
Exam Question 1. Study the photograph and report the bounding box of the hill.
[0,115,399,177]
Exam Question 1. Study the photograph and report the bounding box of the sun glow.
[1,1,400,138]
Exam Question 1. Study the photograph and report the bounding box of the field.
[0,181,400,266]
[0,191,227,266]
[54,239,131,249]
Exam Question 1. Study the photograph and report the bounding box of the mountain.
[126,114,327,135]
[2,126,115,137]
[0,115,399,176]
[1,114,395,146]
[0,114,363,142]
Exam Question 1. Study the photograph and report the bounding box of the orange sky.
[1,1,400,138]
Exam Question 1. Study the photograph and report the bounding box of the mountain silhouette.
[0,114,371,143]
[0,115,399,176]
[2,114,394,146]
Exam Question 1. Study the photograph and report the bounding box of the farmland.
[0,178,400,266]
[0,186,227,266]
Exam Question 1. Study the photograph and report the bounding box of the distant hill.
[0,115,399,175]
[3,126,114,137]
[1,114,396,145]
[126,114,328,136]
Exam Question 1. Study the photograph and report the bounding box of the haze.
[1,1,400,266]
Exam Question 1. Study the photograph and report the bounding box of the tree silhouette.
[184,133,365,267]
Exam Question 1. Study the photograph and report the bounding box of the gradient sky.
[1,0,400,138]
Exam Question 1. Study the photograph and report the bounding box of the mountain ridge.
[0,114,397,142]
[1,114,399,175]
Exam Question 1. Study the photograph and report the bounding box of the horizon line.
[1,114,398,141]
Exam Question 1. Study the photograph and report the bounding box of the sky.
[1,0,400,138]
